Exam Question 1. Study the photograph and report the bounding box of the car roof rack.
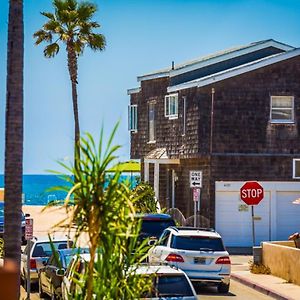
[170,226,216,232]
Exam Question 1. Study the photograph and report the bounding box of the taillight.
[30,259,36,269]
[165,253,184,262]
[215,256,231,264]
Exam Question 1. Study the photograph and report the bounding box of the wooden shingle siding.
[129,44,300,226]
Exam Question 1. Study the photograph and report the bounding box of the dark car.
[38,248,89,299]
[136,213,176,241]
[0,202,29,245]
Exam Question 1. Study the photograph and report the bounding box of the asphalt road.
[196,279,272,300]
[21,279,273,300]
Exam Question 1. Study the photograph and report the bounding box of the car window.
[158,230,171,246]
[171,236,225,251]
[32,241,69,257]
[147,275,194,297]
[140,220,175,239]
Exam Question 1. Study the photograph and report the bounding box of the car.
[38,247,89,299]
[20,237,73,290]
[0,202,29,245]
[136,213,176,241]
[149,226,231,293]
[61,253,91,299]
[136,264,197,299]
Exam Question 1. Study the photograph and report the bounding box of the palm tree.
[4,0,24,297]
[33,0,106,163]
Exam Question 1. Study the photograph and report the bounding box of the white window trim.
[293,159,300,179]
[165,93,178,119]
[270,96,294,124]
[149,102,156,142]
[128,104,138,133]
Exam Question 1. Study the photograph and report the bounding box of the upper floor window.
[149,102,156,142]
[270,96,294,123]
[128,105,138,132]
[165,94,178,119]
[293,159,300,179]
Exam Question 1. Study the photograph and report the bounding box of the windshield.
[146,275,194,297]
[171,236,225,251]
[32,241,71,257]
[140,220,175,239]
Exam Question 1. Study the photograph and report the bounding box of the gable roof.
[137,39,294,82]
[167,48,300,92]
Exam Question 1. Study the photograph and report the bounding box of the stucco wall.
[262,241,300,285]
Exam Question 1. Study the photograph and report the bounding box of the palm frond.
[44,42,60,58]
[77,2,97,21]
[41,11,55,20]
[44,20,62,33]
[33,29,53,45]
[87,33,106,51]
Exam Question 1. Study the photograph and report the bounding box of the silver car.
[149,227,231,293]
[21,237,72,290]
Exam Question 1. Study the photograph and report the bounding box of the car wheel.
[217,282,230,293]
[38,278,48,298]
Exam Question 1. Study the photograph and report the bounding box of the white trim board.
[168,48,300,92]
[127,87,141,95]
[137,40,294,82]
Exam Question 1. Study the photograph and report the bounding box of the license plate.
[194,257,206,264]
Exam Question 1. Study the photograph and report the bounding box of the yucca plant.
[50,124,152,299]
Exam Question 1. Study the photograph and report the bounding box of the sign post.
[240,181,264,247]
[25,218,33,299]
[190,171,202,227]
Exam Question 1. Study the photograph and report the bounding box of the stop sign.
[240,181,264,205]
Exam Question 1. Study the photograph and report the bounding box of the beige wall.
[262,241,300,285]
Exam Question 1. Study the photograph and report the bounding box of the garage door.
[276,192,300,240]
[215,191,271,247]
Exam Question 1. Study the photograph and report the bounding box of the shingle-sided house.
[128,39,300,247]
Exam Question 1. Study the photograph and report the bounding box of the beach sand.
[22,205,88,246]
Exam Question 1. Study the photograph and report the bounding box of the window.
[158,230,171,246]
[128,105,138,132]
[165,94,178,119]
[293,159,300,179]
[149,102,155,142]
[270,96,294,123]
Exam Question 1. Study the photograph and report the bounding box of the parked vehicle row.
[0,201,29,245]
[21,213,231,298]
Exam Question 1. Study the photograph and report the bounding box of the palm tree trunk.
[4,0,24,298]
[67,41,80,166]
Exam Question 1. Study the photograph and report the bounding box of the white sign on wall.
[190,170,202,188]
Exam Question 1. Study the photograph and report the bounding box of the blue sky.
[1,0,300,174]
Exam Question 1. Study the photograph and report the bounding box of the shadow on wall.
[166,207,210,227]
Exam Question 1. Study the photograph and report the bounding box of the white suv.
[149,227,231,293]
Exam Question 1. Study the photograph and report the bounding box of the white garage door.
[276,192,300,240]
[215,191,271,247]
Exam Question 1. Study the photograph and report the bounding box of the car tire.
[38,278,48,299]
[217,282,230,293]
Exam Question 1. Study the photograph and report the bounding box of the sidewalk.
[231,255,300,300]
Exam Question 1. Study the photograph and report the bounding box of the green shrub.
[131,182,159,213]
[52,125,152,300]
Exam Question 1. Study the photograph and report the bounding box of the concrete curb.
[231,273,291,300]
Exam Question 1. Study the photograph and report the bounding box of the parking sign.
[25,218,33,240]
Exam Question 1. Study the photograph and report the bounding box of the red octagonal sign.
[240,181,264,205]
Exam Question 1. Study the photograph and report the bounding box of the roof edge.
[168,48,300,92]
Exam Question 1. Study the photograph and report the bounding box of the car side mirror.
[56,268,66,277]
[25,213,30,217]
[148,239,157,246]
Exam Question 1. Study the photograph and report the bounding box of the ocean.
[0,174,139,206]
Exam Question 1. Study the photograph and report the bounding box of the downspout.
[209,87,215,227]
[210,88,215,154]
